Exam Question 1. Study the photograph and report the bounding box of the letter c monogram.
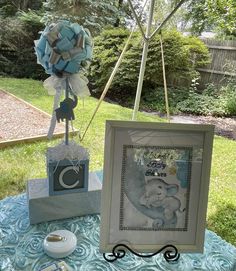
[59,166,80,189]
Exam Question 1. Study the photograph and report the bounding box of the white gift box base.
[27,172,102,224]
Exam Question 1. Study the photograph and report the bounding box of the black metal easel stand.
[103,244,180,263]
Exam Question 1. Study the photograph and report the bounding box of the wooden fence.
[198,39,236,89]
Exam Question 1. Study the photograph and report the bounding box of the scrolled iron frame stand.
[103,244,180,263]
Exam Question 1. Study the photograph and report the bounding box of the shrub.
[177,82,236,116]
[89,28,131,90]
[176,91,219,115]
[0,13,46,79]
[140,87,189,114]
[101,84,191,115]
[18,10,44,36]
[219,83,236,116]
[89,28,210,99]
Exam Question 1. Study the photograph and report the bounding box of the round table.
[0,194,235,271]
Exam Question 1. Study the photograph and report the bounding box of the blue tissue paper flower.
[34,20,93,76]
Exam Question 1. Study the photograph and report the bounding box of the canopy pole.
[150,0,186,40]
[160,33,170,123]
[80,31,134,142]
[127,0,146,40]
[132,0,155,120]
[80,0,149,142]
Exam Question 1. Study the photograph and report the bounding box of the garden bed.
[171,114,236,140]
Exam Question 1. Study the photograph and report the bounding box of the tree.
[0,1,44,78]
[0,15,45,79]
[153,0,187,30]
[123,0,146,25]
[0,0,43,17]
[114,0,124,27]
[185,0,236,37]
[43,0,121,34]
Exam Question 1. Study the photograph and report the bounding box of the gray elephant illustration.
[139,178,182,227]
[55,95,78,122]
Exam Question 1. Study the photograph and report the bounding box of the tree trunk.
[114,0,124,27]
[21,0,30,10]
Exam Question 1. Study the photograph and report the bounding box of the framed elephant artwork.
[100,120,214,253]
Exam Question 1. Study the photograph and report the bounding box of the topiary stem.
[65,78,69,145]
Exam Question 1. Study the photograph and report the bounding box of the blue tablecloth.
[0,194,235,271]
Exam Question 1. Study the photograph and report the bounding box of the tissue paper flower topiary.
[34,20,93,76]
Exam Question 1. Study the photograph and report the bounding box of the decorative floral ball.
[34,20,93,76]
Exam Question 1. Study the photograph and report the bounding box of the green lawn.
[0,77,235,246]
[0,77,163,198]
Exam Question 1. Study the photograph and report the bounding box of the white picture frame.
[100,120,214,253]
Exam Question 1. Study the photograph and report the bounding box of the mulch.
[171,115,236,140]
[0,89,65,143]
